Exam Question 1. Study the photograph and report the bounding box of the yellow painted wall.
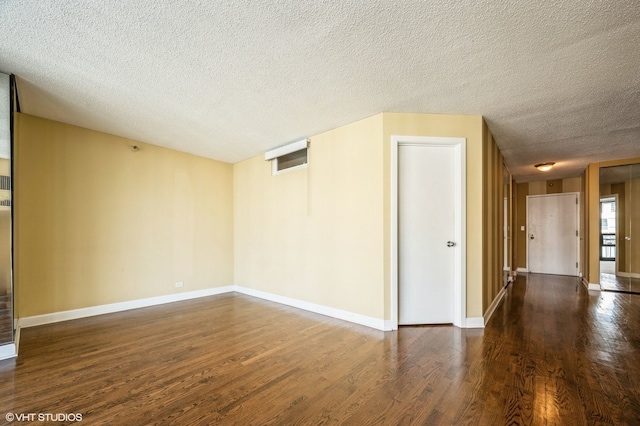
[586,164,599,283]
[17,110,500,323]
[235,112,491,320]
[528,181,547,195]
[563,177,582,193]
[234,114,385,318]
[15,114,234,317]
[481,122,504,313]
[504,171,515,275]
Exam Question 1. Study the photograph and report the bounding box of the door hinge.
[576,262,579,268]
[576,230,578,237]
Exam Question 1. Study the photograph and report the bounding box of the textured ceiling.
[1,1,639,181]
[600,162,640,184]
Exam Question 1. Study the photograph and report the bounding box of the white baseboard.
[234,286,390,331]
[0,343,17,360]
[483,287,506,326]
[18,286,235,328]
[516,267,528,274]
[15,284,483,334]
[616,272,640,279]
[579,277,601,291]
[465,317,485,328]
[14,325,20,354]
[16,285,391,332]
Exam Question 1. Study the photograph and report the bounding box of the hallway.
[486,273,640,424]
[0,274,638,424]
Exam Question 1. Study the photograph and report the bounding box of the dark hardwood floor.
[600,272,640,294]
[1,274,639,425]
[0,294,11,344]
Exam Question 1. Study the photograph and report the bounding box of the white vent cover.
[264,139,308,161]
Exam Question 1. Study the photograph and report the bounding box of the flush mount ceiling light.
[534,162,555,172]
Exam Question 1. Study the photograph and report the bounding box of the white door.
[398,144,455,324]
[527,193,579,276]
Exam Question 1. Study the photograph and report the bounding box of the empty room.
[1,1,640,425]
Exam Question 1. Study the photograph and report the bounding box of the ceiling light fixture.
[534,162,555,172]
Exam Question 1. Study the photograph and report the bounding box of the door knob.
[530,234,534,240]
[447,241,456,247]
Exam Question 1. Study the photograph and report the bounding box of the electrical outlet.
[175,282,184,288]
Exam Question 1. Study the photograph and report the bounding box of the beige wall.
[234,114,385,318]
[235,112,492,320]
[481,122,504,313]
[528,180,547,195]
[0,158,9,174]
[15,114,234,317]
[586,163,598,283]
[528,177,581,195]
[17,110,502,323]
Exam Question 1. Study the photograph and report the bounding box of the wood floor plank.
[1,276,640,424]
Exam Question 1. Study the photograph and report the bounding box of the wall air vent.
[264,139,309,175]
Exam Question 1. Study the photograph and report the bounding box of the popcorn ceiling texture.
[0,0,639,181]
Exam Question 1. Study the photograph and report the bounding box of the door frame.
[526,192,580,275]
[390,136,466,329]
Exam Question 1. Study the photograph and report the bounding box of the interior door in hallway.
[527,193,579,276]
[398,144,455,324]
